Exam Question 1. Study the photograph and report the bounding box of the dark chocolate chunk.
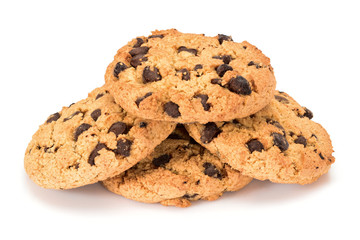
[195,180,200,185]
[311,134,318,139]
[135,92,153,107]
[183,193,199,199]
[133,38,145,48]
[139,122,147,128]
[74,123,91,141]
[226,76,252,95]
[303,107,313,119]
[88,143,107,166]
[142,66,162,83]
[217,34,233,44]
[203,162,222,180]
[177,68,190,80]
[130,54,148,68]
[248,61,255,66]
[272,133,289,152]
[63,111,81,122]
[95,93,105,100]
[200,122,222,144]
[178,46,197,55]
[294,135,307,147]
[267,119,286,135]
[211,78,222,85]
[274,95,289,104]
[246,139,264,153]
[46,112,60,124]
[68,103,75,107]
[148,34,164,39]
[108,122,128,137]
[152,154,171,167]
[216,64,233,77]
[129,46,149,57]
[164,101,181,118]
[113,62,128,78]
[243,46,247,49]
[194,64,203,71]
[319,153,325,160]
[114,139,132,157]
[90,109,101,122]
[213,55,232,64]
[194,94,211,111]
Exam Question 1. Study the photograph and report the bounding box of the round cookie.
[24,87,176,189]
[105,29,276,123]
[185,91,335,184]
[102,134,252,207]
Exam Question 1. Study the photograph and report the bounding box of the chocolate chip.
[194,94,211,111]
[177,68,190,80]
[130,54,148,68]
[267,119,285,135]
[44,146,52,153]
[152,154,171,167]
[108,122,128,137]
[91,109,101,121]
[211,78,222,85]
[114,139,132,157]
[203,162,222,180]
[195,180,200,185]
[213,55,232,64]
[178,46,197,55]
[243,46,247,49]
[164,102,181,118]
[46,112,60,123]
[68,103,75,107]
[311,134,318,139]
[272,133,289,152]
[133,38,145,48]
[95,93,105,100]
[200,122,222,144]
[183,193,199,199]
[74,123,91,141]
[139,122,147,128]
[303,107,313,119]
[275,95,290,104]
[142,66,162,83]
[217,34,233,44]
[248,61,255,66]
[88,143,107,166]
[135,92,153,107]
[129,46,149,57]
[63,111,81,122]
[216,64,233,77]
[294,136,307,147]
[149,34,164,39]
[113,62,128,78]
[226,76,252,95]
[194,64,203,71]
[246,139,264,153]
[319,153,325,160]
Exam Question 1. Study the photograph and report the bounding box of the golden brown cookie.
[105,29,276,123]
[102,130,252,207]
[185,91,335,184]
[24,87,176,189]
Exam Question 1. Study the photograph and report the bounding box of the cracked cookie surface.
[185,91,335,184]
[102,129,252,207]
[105,29,276,123]
[24,87,176,189]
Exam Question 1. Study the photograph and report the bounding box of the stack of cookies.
[24,29,335,207]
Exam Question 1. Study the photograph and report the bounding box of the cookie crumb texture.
[186,91,335,184]
[105,29,276,123]
[102,137,252,207]
[24,87,176,189]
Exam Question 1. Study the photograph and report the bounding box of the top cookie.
[185,91,335,184]
[24,86,176,189]
[105,29,276,123]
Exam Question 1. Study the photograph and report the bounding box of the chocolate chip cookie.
[24,87,176,189]
[105,29,276,123]
[185,91,335,184]
[102,130,252,207]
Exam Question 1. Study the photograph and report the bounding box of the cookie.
[24,87,176,189]
[105,29,276,123]
[185,91,335,184]
[102,130,252,207]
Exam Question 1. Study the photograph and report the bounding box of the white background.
[1,0,359,239]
